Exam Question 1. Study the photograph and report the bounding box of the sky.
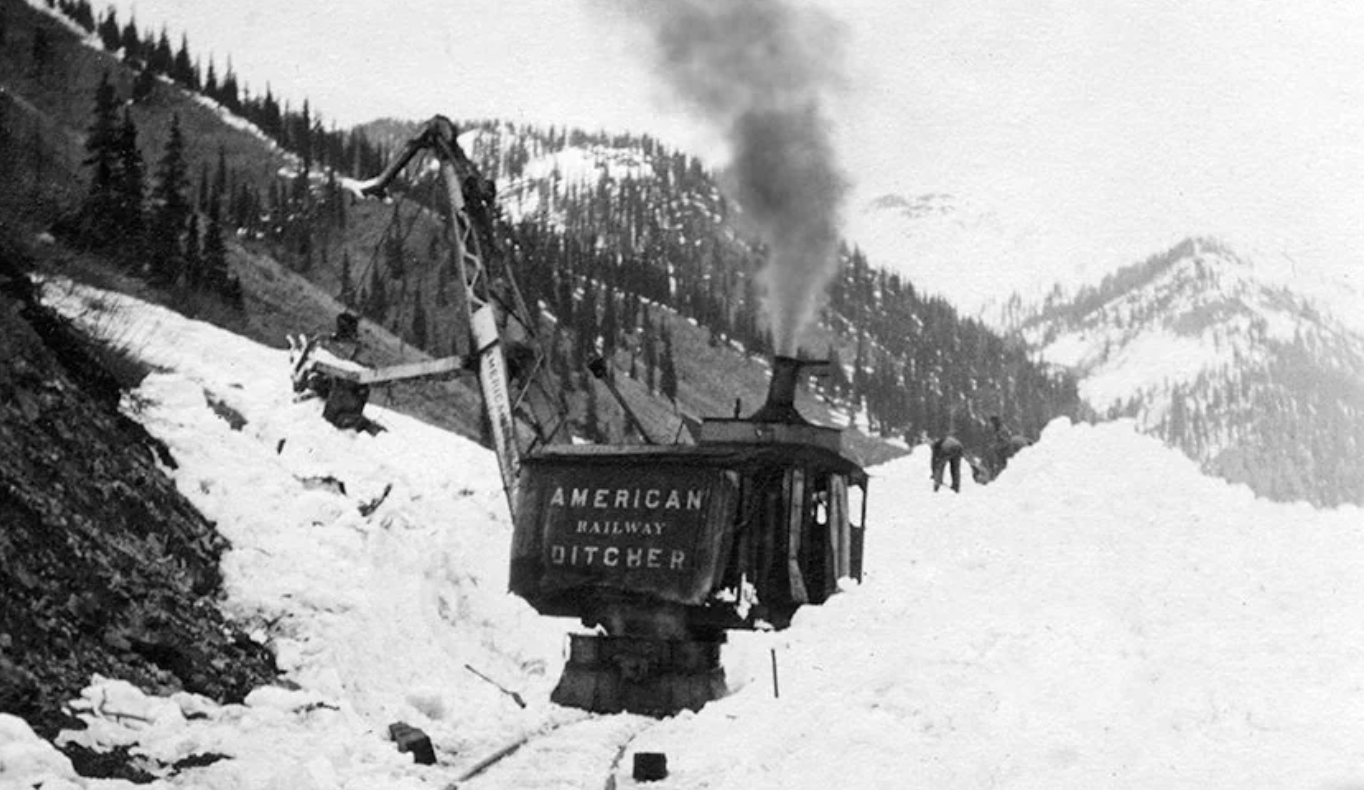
[95,0,1364,307]
[6,277,1364,788]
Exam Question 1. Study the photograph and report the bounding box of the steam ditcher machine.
[322,116,868,716]
[511,356,868,715]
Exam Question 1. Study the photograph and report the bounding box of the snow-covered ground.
[5,280,1364,789]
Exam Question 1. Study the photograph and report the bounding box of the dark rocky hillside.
[0,240,275,762]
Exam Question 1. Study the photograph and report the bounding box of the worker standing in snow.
[984,415,1031,481]
[317,312,372,431]
[290,312,378,433]
[987,415,1014,478]
[930,435,965,493]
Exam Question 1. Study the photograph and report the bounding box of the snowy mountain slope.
[843,191,1032,319]
[1015,238,1364,507]
[357,119,721,233]
[492,134,659,223]
[6,280,1364,789]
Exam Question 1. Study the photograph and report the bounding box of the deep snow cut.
[4,279,1364,789]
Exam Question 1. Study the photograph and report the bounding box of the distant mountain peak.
[1014,237,1364,508]
[845,190,1024,317]
[864,192,957,218]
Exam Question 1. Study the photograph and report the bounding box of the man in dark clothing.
[930,435,964,493]
[290,312,381,434]
[318,313,377,432]
[983,415,1031,481]
[987,415,1015,478]
[989,414,1010,443]
[333,311,360,343]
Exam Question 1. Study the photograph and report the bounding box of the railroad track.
[447,713,657,790]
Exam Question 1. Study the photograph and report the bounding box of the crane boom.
[356,116,524,515]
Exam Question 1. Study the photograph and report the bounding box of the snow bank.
[638,418,1364,789]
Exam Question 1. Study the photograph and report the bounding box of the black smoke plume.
[622,0,849,355]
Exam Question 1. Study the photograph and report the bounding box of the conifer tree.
[626,291,641,336]
[112,107,145,261]
[584,379,603,442]
[826,342,848,399]
[555,268,574,324]
[149,114,191,285]
[224,274,245,311]
[339,250,355,306]
[201,205,229,295]
[119,18,139,62]
[240,182,262,234]
[601,288,619,359]
[151,28,172,74]
[659,325,678,401]
[411,295,428,350]
[0,104,11,185]
[68,0,95,32]
[203,60,218,99]
[30,27,51,74]
[195,162,210,213]
[265,179,283,237]
[97,8,120,51]
[364,266,387,320]
[550,326,575,392]
[220,64,240,113]
[183,214,201,288]
[298,100,312,171]
[297,237,313,273]
[577,281,599,360]
[289,157,310,211]
[212,145,227,209]
[131,64,156,103]
[642,306,657,394]
[29,125,46,201]
[172,34,194,88]
[330,169,347,229]
[253,95,278,140]
[383,206,405,279]
[852,331,868,407]
[75,72,121,247]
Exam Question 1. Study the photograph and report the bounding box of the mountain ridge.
[1012,237,1364,507]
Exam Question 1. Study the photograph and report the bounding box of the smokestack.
[749,355,807,424]
[698,354,841,450]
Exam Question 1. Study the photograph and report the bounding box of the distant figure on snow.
[983,415,1030,481]
[930,435,964,493]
